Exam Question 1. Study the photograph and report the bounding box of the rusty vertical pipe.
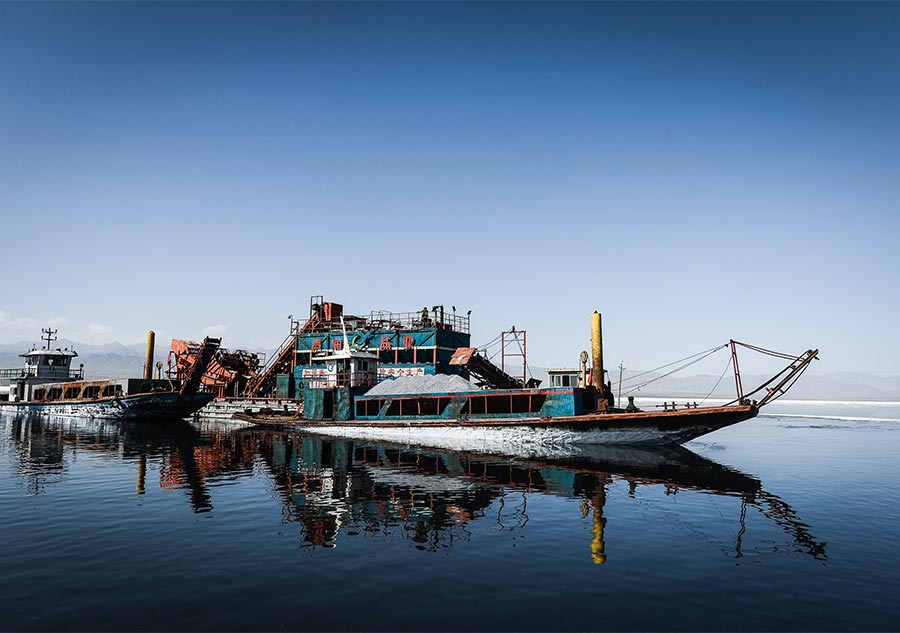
[143,331,155,380]
[591,311,604,390]
[590,488,607,565]
[137,453,146,495]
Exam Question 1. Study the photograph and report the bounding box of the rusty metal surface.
[728,341,819,406]
[177,337,221,398]
[31,378,123,402]
[238,404,758,435]
[449,347,477,365]
[449,347,523,389]
[170,339,262,398]
[501,328,527,387]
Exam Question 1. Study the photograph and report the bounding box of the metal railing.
[367,308,470,334]
[0,367,84,380]
[294,308,469,335]
[298,371,378,389]
[258,334,295,376]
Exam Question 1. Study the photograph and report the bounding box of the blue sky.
[1,2,898,375]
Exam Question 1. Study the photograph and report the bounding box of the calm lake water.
[2,404,899,632]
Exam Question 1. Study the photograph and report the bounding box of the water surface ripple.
[1,410,898,631]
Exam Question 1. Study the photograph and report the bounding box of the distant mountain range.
[0,339,173,379]
[2,339,897,401]
[527,367,900,402]
[613,370,900,402]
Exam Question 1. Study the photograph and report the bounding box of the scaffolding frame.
[500,328,528,387]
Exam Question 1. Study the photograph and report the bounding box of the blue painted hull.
[242,404,759,448]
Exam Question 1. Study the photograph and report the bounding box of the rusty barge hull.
[241,404,758,450]
[0,392,216,421]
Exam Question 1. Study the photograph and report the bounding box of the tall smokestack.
[591,311,604,390]
[143,331,155,380]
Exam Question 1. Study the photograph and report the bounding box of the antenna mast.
[41,328,58,350]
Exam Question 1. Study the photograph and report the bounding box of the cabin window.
[34,388,47,400]
[358,399,371,416]
[48,387,63,400]
[528,394,547,412]
[562,375,571,387]
[416,397,438,416]
[468,396,486,415]
[101,385,122,398]
[64,386,80,399]
[485,394,510,414]
[81,386,100,399]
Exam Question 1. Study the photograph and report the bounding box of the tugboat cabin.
[0,347,83,402]
[547,368,583,389]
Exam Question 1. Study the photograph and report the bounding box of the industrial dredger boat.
[0,330,219,420]
[169,296,817,449]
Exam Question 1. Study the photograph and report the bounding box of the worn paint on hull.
[0,392,215,420]
[244,405,758,450]
[195,397,302,421]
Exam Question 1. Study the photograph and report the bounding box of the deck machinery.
[170,296,530,406]
[257,296,475,398]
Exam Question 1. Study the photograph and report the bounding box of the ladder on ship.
[243,332,297,397]
[243,297,330,397]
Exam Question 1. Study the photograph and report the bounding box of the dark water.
[1,411,899,632]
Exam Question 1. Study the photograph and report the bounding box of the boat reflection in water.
[2,414,826,562]
[259,431,827,561]
[2,413,254,513]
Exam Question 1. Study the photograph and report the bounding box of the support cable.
[621,345,727,396]
[721,349,817,407]
[476,334,503,351]
[619,344,728,386]
[731,341,797,361]
[513,335,534,381]
[698,356,734,406]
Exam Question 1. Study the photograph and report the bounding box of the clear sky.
[1,1,898,375]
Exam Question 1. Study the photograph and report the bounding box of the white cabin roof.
[20,348,78,359]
